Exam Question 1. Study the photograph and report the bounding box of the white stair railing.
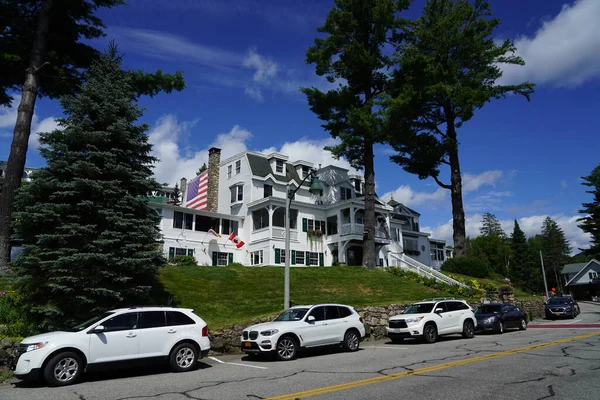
[389,253,469,288]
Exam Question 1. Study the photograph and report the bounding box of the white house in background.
[149,147,451,269]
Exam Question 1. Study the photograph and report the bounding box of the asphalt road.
[2,302,600,400]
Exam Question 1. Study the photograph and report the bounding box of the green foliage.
[386,267,483,298]
[480,213,505,237]
[0,291,39,337]
[466,234,510,276]
[441,257,491,278]
[301,0,410,269]
[170,255,197,267]
[171,183,182,206]
[578,163,600,259]
[159,265,452,329]
[0,0,125,107]
[11,45,168,330]
[541,217,571,291]
[226,262,244,268]
[197,163,207,175]
[385,0,534,257]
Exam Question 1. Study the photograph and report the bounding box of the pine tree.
[541,217,571,293]
[197,163,207,175]
[509,220,528,285]
[578,163,600,259]
[12,45,165,329]
[480,212,505,237]
[171,183,182,206]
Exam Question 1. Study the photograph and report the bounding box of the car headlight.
[405,317,424,324]
[485,317,496,323]
[260,329,279,336]
[25,342,48,352]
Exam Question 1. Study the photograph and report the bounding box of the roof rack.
[422,297,455,301]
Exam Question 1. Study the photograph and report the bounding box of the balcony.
[250,227,299,242]
[339,223,391,244]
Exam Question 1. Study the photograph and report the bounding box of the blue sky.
[1,0,599,252]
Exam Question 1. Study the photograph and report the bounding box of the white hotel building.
[149,148,451,269]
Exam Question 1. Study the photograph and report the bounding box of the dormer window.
[302,166,310,179]
[341,187,352,200]
[276,159,284,173]
[354,179,361,193]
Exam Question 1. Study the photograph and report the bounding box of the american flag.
[186,171,209,209]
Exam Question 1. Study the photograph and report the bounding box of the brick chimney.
[207,147,221,212]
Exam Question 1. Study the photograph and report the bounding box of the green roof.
[561,262,588,274]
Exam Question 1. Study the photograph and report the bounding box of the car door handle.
[167,329,177,334]
[126,333,137,338]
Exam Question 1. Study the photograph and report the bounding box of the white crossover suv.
[241,303,366,361]
[386,298,477,344]
[10,307,211,386]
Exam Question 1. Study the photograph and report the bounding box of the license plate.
[243,341,252,347]
[554,312,562,315]
[387,328,401,333]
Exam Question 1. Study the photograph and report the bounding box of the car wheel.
[342,330,360,352]
[570,311,576,319]
[276,336,297,361]
[497,321,504,334]
[170,342,198,372]
[462,320,475,339]
[423,324,438,344]
[43,351,83,387]
[519,318,527,331]
[390,337,404,344]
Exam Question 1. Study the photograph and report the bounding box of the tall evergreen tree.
[171,183,182,206]
[0,0,185,273]
[480,212,505,237]
[541,217,570,293]
[301,0,410,269]
[196,163,207,175]
[509,220,529,286]
[578,163,600,259]
[12,45,166,329]
[385,0,534,257]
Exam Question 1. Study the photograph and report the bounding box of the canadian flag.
[228,232,245,249]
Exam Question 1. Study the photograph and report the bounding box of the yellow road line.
[265,330,600,400]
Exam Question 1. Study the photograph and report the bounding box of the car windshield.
[547,298,569,305]
[475,305,502,315]
[402,303,434,314]
[68,312,115,332]
[274,308,310,321]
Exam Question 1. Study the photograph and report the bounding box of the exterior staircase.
[389,253,469,288]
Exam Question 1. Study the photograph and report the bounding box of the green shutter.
[319,253,324,266]
[291,250,296,265]
[306,251,310,266]
[275,248,281,264]
[212,252,217,266]
[187,248,194,256]
[302,218,308,232]
[228,253,233,265]
[169,247,175,259]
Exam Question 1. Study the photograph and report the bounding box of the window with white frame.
[227,165,232,179]
[251,250,263,265]
[309,252,319,266]
[340,187,352,200]
[590,272,598,280]
[295,251,305,265]
[403,236,419,252]
[235,160,241,174]
[276,159,284,173]
[264,184,273,198]
[280,249,286,264]
[230,185,243,203]
[431,248,444,261]
[302,165,310,179]
[307,219,324,232]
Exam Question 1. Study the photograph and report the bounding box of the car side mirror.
[307,315,315,323]
[435,308,443,314]
[89,325,105,334]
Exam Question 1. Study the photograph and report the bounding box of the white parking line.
[366,346,408,350]
[208,356,268,370]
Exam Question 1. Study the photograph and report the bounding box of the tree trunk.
[362,140,376,269]
[448,145,466,258]
[0,0,53,275]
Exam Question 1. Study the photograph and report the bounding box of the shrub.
[386,267,484,298]
[441,258,491,278]
[170,255,198,267]
[0,291,39,338]
[226,262,244,268]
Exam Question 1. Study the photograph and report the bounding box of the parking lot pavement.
[1,302,599,400]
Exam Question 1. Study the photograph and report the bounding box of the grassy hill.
[443,272,534,299]
[159,266,456,329]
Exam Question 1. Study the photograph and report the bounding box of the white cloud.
[243,48,279,83]
[0,95,61,150]
[244,86,264,102]
[381,186,447,208]
[499,0,600,87]
[561,180,568,188]
[148,114,361,185]
[462,170,503,193]
[423,213,591,255]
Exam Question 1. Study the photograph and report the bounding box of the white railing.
[271,227,298,241]
[389,253,469,288]
[339,223,391,241]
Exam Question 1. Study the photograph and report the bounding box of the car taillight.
[202,326,208,336]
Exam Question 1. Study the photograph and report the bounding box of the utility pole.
[539,251,550,301]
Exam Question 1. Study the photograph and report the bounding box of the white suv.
[386,298,477,344]
[10,307,211,386]
[241,303,366,361]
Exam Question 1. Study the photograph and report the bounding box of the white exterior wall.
[219,154,253,217]
[569,262,600,285]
